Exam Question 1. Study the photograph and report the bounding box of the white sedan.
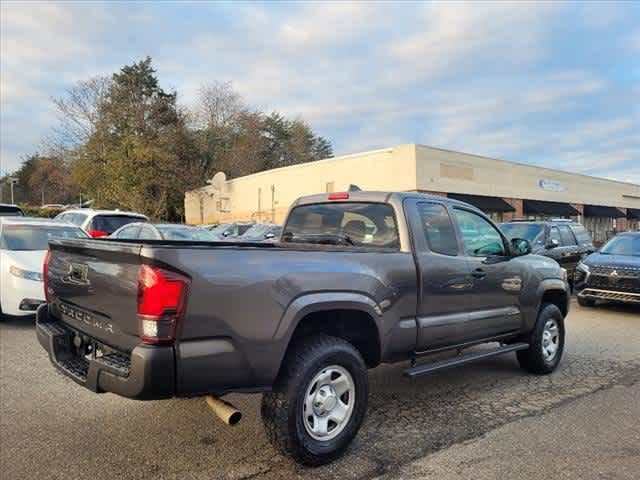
[0,217,86,318]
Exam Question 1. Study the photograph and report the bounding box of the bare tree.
[195,81,245,129]
[50,76,111,148]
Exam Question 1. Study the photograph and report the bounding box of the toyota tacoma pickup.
[36,191,569,465]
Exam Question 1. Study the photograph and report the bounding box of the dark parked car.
[574,231,640,306]
[37,191,569,465]
[500,219,595,287]
[110,222,217,241]
[206,222,254,239]
[0,204,24,217]
[238,223,282,242]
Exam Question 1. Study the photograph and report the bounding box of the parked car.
[238,223,282,242]
[0,203,24,217]
[206,222,254,239]
[500,219,594,287]
[574,231,640,306]
[110,223,217,241]
[55,209,148,238]
[0,217,86,318]
[37,191,569,465]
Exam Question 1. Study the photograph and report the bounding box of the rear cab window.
[91,215,147,235]
[282,202,399,249]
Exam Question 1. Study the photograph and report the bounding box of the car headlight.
[9,265,43,282]
[576,261,590,273]
[560,267,568,283]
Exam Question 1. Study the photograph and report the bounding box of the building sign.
[539,179,565,192]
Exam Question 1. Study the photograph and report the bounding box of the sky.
[1,1,639,183]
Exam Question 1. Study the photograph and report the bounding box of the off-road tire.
[577,296,596,307]
[517,303,565,374]
[261,334,368,466]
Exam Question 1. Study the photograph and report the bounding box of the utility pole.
[8,177,18,204]
[271,185,275,223]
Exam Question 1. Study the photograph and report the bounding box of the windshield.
[242,224,277,238]
[156,226,217,241]
[500,223,544,246]
[599,235,640,256]
[92,215,146,234]
[283,202,399,248]
[208,223,234,237]
[1,225,87,250]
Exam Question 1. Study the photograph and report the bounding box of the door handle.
[471,269,486,279]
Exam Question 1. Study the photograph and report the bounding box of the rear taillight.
[88,229,109,238]
[137,265,190,345]
[43,250,51,302]
[328,192,349,200]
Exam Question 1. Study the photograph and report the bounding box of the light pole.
[8,177,18,204]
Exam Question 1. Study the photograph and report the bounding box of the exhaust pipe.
[205,395,242,426]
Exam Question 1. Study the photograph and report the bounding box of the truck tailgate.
[47,238,143,352]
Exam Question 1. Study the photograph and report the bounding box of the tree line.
[0,57,333,220]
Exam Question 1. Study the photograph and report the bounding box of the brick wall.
[616,209,628,232]
[502,198,523,222]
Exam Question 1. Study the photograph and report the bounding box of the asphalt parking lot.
[1,300,639,480]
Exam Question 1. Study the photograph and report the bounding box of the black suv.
[500,219,595,287]
[574,232,640,306]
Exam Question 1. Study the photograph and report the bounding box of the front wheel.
[517,303,565,374]
[261,334,368,466]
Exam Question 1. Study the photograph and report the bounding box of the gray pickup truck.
[36,191,569,465]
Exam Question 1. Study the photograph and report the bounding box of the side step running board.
[403,342,529,378]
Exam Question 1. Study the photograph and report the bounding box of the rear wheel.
[261,334,368,466]
[577,296,596,307]
[517,303,565,374]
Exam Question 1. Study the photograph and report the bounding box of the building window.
[584,217,615,245]
[487,211,503,223]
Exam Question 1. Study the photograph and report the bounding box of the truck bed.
[43,237,418,396]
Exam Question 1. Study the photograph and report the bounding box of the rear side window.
[66,213,87,227]
[549,226,562,244]
[283,202,399,249]
[91,215,146,235]
[557,225,577,246]
[569,224,593,247]
[416,202,458,256]
[115,225,141,239]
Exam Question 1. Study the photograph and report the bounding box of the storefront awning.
[584,205,626,218]
[447,193,515,212]
[523,200,579,217]
[626,208,640,220]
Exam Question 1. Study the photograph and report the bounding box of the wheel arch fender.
[535,278,570,316]
[272,292,383,371]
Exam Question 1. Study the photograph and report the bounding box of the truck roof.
[292,190,484,213]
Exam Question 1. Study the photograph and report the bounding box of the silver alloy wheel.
[303,365,355,441]
[541,318,560,362]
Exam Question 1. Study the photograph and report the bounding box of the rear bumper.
[36,304,175,400]
[577,288,640,304]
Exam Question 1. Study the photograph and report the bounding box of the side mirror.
[546,238,559,249]
[511,238,532,256]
